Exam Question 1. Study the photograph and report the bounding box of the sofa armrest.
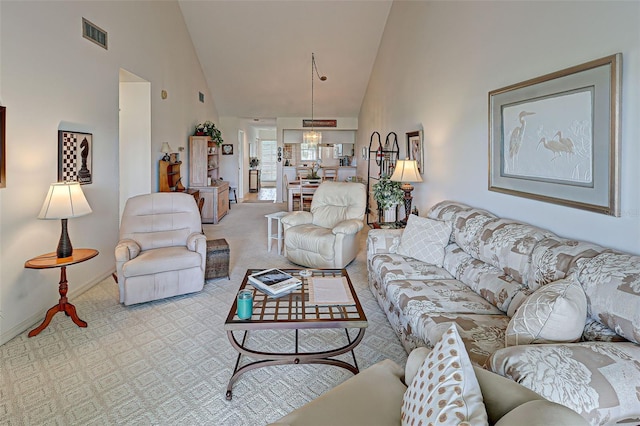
[404,347,586,425]
[404,346,430,384]
[268,359,406,426]
[366,228,403,256]
[332,219,363,236]
[495,400,588,426]
[115,239,140,262]
[282,211,313,230]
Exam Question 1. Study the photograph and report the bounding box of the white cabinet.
[198,182,229,224]
[189,136,219,187]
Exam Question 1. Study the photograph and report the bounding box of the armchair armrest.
[187,232,207,253]
[281,211,313,229]
[115,239,141,262]
[332,219,363,236]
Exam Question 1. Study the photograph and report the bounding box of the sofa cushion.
[415,313,510,367]
[451,208,498,259]
[370,253,453,285]
[426,200,473,223]
[489,342,640,425]
[506,277,587,346]
[476,219,553,285]
[582,318,627,342]
[575,252,640,345]
[526,237,606,291]
[401,324,488,425]
[386,279,503,320]
[397,215,452,267]
[426,200,473,243]
[452,248,527,314]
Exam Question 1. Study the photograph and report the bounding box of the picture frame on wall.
[222,144,233,155]
[406,130,423,174]
[58,130,93,185]
[488,53,621,216]
[0,106,5,188]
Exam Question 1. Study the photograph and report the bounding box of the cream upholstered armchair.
[115,192,207,305]
[282,181,366,268]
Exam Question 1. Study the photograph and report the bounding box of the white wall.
[359,1,640,254]
[0,1,218,344]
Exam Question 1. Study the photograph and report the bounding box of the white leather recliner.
[282,181,366,269]
[115,192,207,305]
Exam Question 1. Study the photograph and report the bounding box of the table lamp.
[38,182,92,258]
[161,142,173,161]
[390,159,423,222]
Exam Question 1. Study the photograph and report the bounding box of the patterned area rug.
[1,202,407,425]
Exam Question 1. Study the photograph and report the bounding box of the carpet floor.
[1,202,408,425]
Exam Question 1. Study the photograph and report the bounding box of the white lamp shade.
[390,159,423,183]
[161,142,173,154]
[38,182,92,220]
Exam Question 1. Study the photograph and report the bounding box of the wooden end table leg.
[28,266,87,337]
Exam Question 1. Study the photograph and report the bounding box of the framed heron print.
[488,53,621,216]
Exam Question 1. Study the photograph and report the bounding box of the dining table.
[287,179,320,211]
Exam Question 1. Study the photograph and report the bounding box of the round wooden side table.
[25,248,98,337]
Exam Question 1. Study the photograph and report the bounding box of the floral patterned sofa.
[367,200,640,425]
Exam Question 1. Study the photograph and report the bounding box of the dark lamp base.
[57,218,73,258]
[400,183,414,223]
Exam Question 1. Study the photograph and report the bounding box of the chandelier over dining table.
[303,52,327,146]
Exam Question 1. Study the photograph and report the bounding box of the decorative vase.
[383,205,397,223]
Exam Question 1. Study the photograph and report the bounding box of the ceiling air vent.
[82,18,107,50]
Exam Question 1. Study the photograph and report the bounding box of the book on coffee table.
[248,268,301,296]
[308,276,355,306]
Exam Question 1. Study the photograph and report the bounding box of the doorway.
[260,139,277,185]
[118,69,151,222]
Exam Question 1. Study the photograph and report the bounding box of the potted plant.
[309,162,321,179]
[194,121,224,146]
[249,157,260,169]
[372,174,403,222]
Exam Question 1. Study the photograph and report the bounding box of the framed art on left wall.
[58,131,93,184]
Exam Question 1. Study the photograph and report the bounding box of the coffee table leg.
[225,328,366,399]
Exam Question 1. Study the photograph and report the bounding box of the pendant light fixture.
[303,52,327,147]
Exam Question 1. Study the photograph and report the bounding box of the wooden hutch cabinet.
[189,136,229,224]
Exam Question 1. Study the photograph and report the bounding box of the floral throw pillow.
[401,323,488,426]
[397,215,452,267]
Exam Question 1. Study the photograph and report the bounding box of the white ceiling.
[178,1,392,120]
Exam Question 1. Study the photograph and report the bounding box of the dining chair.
[289,179,316,211]
[322,166,339,181]
[296,166,311,180]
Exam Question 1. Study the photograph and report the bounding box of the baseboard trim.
[0,269,115,345]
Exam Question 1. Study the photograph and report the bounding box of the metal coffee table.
[224,268,368,400]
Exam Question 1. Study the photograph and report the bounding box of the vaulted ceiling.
[178,1,393,120]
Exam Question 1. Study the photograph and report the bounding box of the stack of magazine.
[248,268,302,296]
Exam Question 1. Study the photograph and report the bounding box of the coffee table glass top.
[224,268,368,331]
